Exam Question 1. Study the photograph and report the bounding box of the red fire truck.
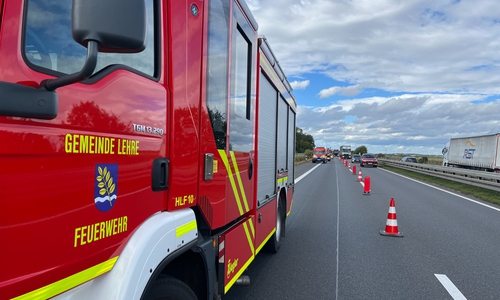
[0,0,297,299]
[312,147,327,163]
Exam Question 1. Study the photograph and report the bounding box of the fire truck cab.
[312,147,327,163]
[0,0,296,299]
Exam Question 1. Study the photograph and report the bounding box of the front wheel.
[144,275,197,300]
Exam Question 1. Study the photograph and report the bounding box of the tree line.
[295,127,315,153]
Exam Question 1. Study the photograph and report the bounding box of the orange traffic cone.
[357,170,362,182]
[380,198,403,237]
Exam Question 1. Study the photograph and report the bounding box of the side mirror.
[41,0,147,91]
[0,0,147,119]
[72,0,146,53]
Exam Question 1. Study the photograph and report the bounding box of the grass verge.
[379,165,500,206]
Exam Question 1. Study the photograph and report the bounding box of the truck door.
[0,1,166,298]
[226,2,257,221]
[201,0,257,228]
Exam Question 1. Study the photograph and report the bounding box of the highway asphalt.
[225,158,500,299]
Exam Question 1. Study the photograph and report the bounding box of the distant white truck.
[339,145,351,159]
[442,134,500,172]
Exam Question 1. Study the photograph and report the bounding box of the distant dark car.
[351,154,361,163]
[360,153,377,167]
[401,157,418,163]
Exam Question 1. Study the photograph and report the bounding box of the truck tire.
[144,275,197,300]
[264,198,284,253]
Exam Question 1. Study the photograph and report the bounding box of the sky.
[246,0,500,155]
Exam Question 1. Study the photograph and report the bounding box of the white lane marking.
[335,164,340,300]
[435,274,467,300]
[295,164,322,183]
[381,169,500,212]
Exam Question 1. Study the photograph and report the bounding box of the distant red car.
[360,153,378,167]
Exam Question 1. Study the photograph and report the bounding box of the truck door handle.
[249,157,253,180]
[152,158,169,191]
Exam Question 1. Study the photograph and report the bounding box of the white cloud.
[295,92,500,154]
[247,0,500,154]
[251,0,500,93]
[290,80,310,90]
[318,85,362,98]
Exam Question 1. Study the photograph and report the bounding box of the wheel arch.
[141,240,211,300]
[63,209,200,300]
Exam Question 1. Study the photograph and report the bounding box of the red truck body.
[0,0,296,299]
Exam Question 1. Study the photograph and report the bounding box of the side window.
[228,1,255,153]
[206,0,255,152]
[229,26,252,152]
[231,26,251,121]
[206,0,230,150]
[23,0,156,77]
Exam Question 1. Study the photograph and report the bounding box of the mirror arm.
[40,40,99,91]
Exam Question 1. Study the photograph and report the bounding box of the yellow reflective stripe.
[260,54,280,88]
[228,152,255,236]
[218,151,256,294]
[13,257,118,300]
[248,217,255,238]
[176,219,197,238]
[224,255,254,294]
[243,221,255,255]
[218,150,244,215]
[277,176,288,184]
[224,152,255,247]
[255,228,276,255]
[287,196,293,217]
[229,151,250,212]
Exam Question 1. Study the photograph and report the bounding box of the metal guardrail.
[378,159,500,193]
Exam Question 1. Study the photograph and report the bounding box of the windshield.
[24,0,156,76]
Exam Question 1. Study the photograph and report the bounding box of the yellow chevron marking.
[228,152,255,236]
[218,150,244,215]
[248,217,255,238]
[217,150,256,295]
[243,221,255,255]
[230,151,250,213]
